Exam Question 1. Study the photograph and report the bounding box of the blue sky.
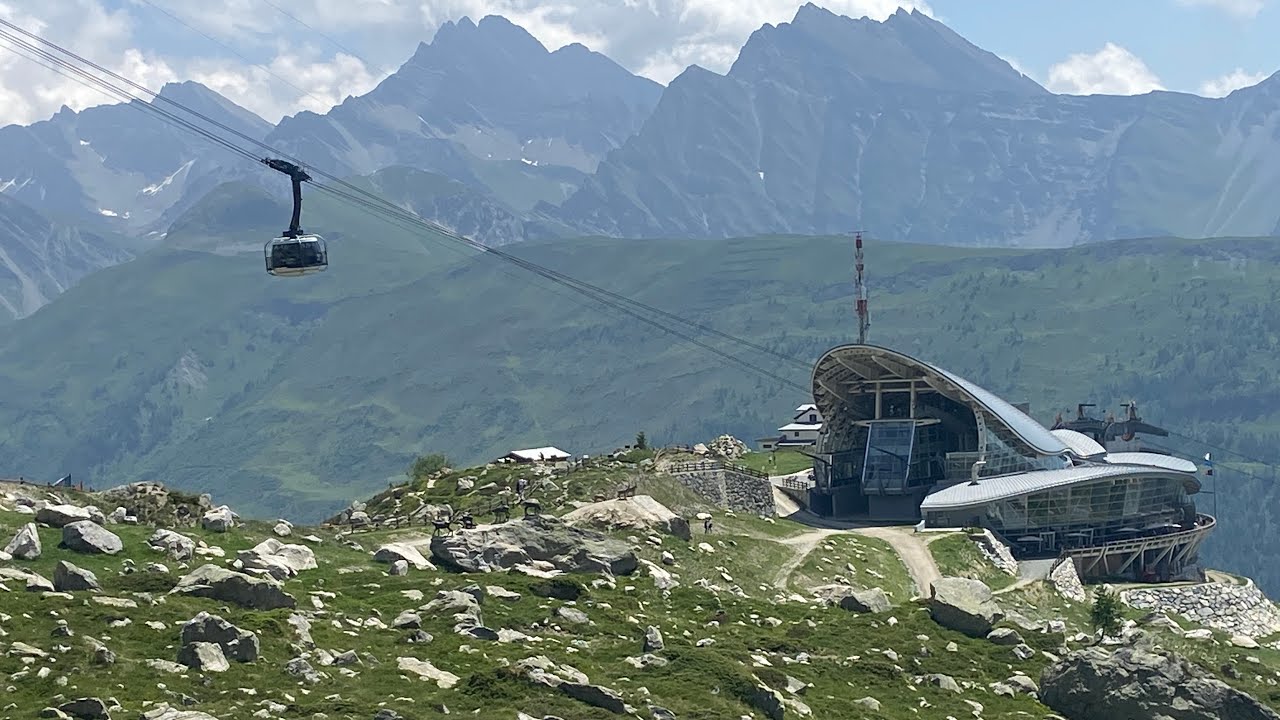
[0,0,1275,126]
[931,0,1275,94]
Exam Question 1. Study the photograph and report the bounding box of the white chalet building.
[759,404,824,451]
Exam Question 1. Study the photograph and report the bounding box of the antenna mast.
[854,230,869,344]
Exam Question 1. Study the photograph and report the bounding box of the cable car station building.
[808,344,1215,582]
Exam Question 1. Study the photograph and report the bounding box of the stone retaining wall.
[672,469,775,517]
[1121,579,1280,639]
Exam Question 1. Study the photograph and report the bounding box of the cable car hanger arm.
[261,158,311,239]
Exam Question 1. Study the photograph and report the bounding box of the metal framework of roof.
[920,464,1201,511]
[811,344,1069,458]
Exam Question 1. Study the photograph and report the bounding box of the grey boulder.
[1040,644,1280,720]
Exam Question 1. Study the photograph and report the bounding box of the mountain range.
[6,4,1280,320]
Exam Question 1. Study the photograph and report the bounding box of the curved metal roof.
[812,344,1068,456]
[1103,452,1199,474]
[920,464,1201,511]
[1051,429,1107,458]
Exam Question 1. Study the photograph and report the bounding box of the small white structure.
[759,404,824,451]
[504,446,571,464]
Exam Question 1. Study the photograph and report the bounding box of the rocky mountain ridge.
[0,453,1278,720]
[7,5,1280,320]
[551,4,1280,246]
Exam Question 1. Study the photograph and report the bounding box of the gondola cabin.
[265,234,328,277]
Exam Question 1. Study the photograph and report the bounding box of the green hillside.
[2,179,1279,589]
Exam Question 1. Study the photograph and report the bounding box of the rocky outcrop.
[1051,558,1087,604]
[170,564,296,610]
[1040,644,1280,720]
[1122,580,1280,639]
[515,655,632,714]
[99,481,214,527]
[429,515,637,575]
[928,577,1003,637]
[969,529,1018,577]
[562,495,691,540]
[705,435,749,460]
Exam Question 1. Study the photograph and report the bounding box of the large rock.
[60,521,122,555]
[201,505,236,532]
[562,495,692,540]
[397,656,460,688]
[928,577,1003,637]
[170,564,296,610]
[374,542,435,570]
[177,641,230,672]
[148,529,196,560]
[36,504,96,528]
[0,566,54,591]
[1040,644,1280,720]
[235,538,317,580]
[429,515,638,575]
[53,560,101,591]
[181,611,259,662]
[4,522,41,560]
[813,584,891,613]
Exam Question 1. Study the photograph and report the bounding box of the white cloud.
[186,46,383,121]
[0,0,385,125]
[1199,68,1268,97]
[0,0,936,126]
[1176,0,1265,18]
[1046,43,1164,96]
[178,0,935,85]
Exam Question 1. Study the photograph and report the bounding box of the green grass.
[929,534,1018,591]
[2,484,1278,720]
[0,506,1060,719]
[737,449,813,476]
[787,534,915,601]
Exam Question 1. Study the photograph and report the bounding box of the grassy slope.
[929,534,1018,591]
[2,182,1280,587]
[2,458,1277,720]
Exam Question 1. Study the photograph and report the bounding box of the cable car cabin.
[265,234,328,277]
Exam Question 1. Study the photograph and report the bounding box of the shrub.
[408,453,450,480]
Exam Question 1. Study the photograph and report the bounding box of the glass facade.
[925,474,1197,546]
[862,421,915,495]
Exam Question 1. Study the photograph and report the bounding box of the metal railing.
[668,460,770,480]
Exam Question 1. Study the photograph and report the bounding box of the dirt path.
[769,528,846,591]
[855,525,943,600]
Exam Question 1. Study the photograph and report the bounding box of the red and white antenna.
[854,230,869,344]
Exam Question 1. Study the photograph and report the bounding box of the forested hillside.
[1,180,1278,588]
